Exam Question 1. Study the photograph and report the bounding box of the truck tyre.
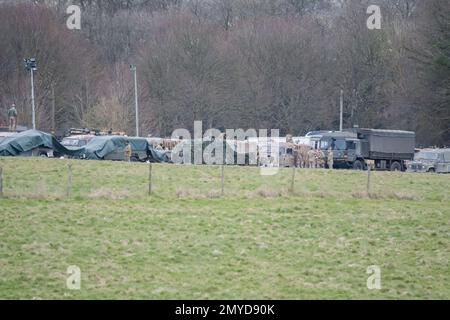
[130,156,139,162]
[390,161,402,172]
[427,168,435,173]
[353,160,364,170]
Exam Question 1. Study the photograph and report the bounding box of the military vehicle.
[308,128,415,171]
[79,136,149,161]
[0,129,78,158]
[406,148,450,173]
[61,135,94,149]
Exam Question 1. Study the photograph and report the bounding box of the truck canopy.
[349,128,415,160]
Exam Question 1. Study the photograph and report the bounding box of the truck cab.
[309,132,359,168]
[309,129,415,171]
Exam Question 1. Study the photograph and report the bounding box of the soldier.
[327,147,334,169]
[298,145,310,168]
[307,149,316,168]
[315,149,325,168]
[294,147,302,168]
[7,103,18,132]
[124,141,132,162]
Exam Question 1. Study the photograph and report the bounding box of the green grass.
[0,157,449,299]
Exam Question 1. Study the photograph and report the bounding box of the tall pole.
[0,167,3,198]
[131,65,139,137]
[148,162,152,196]
[52,84,56,133]
[339,89,343,132]
[31,68,36,130]
[221,164,224,196]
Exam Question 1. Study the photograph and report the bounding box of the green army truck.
[309,128,415,171]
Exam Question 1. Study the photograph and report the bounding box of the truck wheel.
[353,160,364,170]
[427,168,435,173]
[130,156,139,162]
[390,161,402,172]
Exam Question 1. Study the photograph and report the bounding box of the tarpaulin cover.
[0,131,171,163]
[75,135,170,162]
[0,130,80,157]
[148,145,171,163]
[79,136,127,160]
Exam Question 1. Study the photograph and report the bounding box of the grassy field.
[0,157,449,299]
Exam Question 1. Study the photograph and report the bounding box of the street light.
[130,65,139,137]
[24,58,37,130]
[339,89,343,132]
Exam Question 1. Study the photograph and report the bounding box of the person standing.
[124,141,132,162]
[316,149,325,168]
[307,149,316,168]
[8,103,18,132]
[327,147,334,169]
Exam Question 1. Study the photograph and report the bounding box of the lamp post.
[339,89,344,132]
[130,65,139,137]
[24,58,37,130]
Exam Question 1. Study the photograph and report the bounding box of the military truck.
[406,148,450,173]
[309,128,415,171]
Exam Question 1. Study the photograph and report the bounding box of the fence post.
[67,164,72,198]
[221,164,225,196]
[0,167,3,198]
[366,166,371,196]
[148,162,153,196]
[290,165,296,194]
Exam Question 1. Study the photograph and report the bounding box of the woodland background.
[0,0,448,146]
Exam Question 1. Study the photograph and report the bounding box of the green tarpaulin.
[73,135,170,162]
[0,130,80,157]
[0,130,170,163]
[78,136,128,160]
[147,144,171,163]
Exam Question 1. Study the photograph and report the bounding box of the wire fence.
[0,158,448,202]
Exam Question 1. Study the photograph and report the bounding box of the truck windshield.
[346,141,356,150]
[333,140,346,150]
[415,152,438,160]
